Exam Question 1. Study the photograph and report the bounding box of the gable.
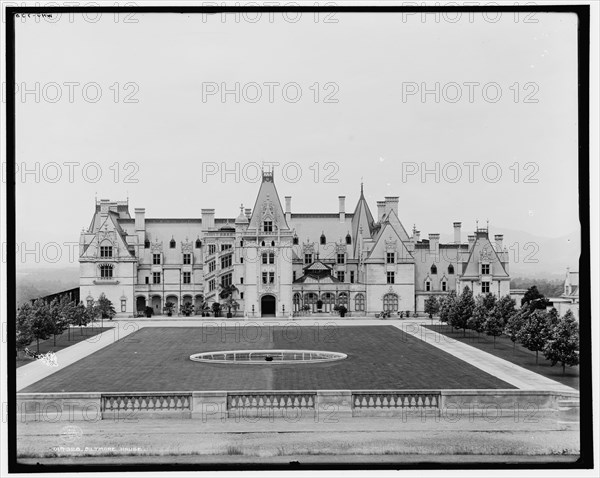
[364,222,413,263]
[248,173,289,231]
[462,234,508,277]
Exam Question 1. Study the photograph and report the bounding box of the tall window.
[240,277,244,284]
[481,263,490,275]
[183,253,191,265]
[269,272,275,284]
[263,220,273,232]
[221,273,232,288]
[262,272,268,284]
[100,264,113,279]
[386,252,395,264]
[346,233,352,245]
[209,279,215,291]
[221,244,232,252]
[183,272,191,284]
[448,264,455,274]
[441,281,447,292]
[153,254,161,265]
[337,271,345,282]
[262,252,275,264]
[387,271,395,284]
[121,299,126,313]
[221,254,232,269]
[293,293,301,311]
[100,246,113,258]
[482,281,490,293]
[425,280,431,292]
[337,253,345,264]
[304,253,312,264]
[430,264,438,274]
[208,261,216,273]
[350,271,355,283]
[152,272,161,284]
[293,271,297,281]
[338,292,348,308]
[354,293,365,311]
[208,244,216,255]
[383,293,398,312]
[195,239,202,249]
[320,233,326,245]
[144,239,150,249]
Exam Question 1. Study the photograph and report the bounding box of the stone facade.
[79,172,510,317]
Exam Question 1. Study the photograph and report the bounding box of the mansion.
[79,172,511,318]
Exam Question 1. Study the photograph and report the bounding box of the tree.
[517,309,550,364]
[219,284,239,317]
[484,311,504,347]
[28,299,54,353]
[451,286,475,336]
[493,295,517,328]
[16,303,34,356]
[504,309,526,352]
[94,293,116,321]
[543,310,579,375]
[438,290,457,325]
[521,285,550,310]
[467,295,489,336]
[211,302,222,317]
[424,296,440,321]
[49,298,70,347]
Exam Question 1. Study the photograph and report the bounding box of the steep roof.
[248,171,290,231]
[350,183,375,256]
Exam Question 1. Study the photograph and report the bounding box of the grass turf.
[421,323,579,390]
[21,325,515,393]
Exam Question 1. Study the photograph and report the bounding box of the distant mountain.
[440,227,580,280]
[16,267,79,306]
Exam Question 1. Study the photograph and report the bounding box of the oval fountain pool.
[189,350,347,364]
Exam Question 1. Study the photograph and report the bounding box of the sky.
[10,10,580,268]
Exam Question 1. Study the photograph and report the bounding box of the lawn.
[21,325,514,393]
[421,323,579,390]
[16,326,114,368]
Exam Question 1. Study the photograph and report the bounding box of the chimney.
[285,196,292,222]
[384,196,399,218]
[245,208,251,219]
[135,208,145,231]
[468,235,475,250]
[494,234,504,251]
[429,233,440,254]
[415,230,421,242]
[338,196,346,222]
[377,201,386,222]
[201,208,215,230]
[453,222,461,244]
[99,199,110,216]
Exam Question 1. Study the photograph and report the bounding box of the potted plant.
[199,301,209,317]
[302,304,310,315]
[211,302,221,318]
[180,302,193,317]
[164,301,175,317]
[223,296,239,318]
[338,304,347,318]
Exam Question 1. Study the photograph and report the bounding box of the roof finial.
[360,178,364,195]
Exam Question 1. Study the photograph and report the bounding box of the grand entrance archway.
[261,294,276,317]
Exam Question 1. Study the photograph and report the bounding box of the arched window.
[322,292,335,305]
[271,241,275,247]
[170,238,176,248]
[261,241,265,247]
[304,293,317,308]
[354,293,365,311]
[430,264,437,274]
[448,264,454,274]
[262,253,268,264]
[320,233,326,245]
[195,239,202,249]
[338,292,348,308]
[346,233,352,245]
[269,252,275,264]
[383,293,398,312]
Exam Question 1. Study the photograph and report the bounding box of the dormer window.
[195,239,202,249]
[100,246,113,258]
[346,233,352,245]
[170,238,176,248]
[320,233,326,245]
[430,264,437,274]
[481,263,490,275]
[263,220,273,232]
[448,264,454,274]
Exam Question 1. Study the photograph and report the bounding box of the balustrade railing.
[352,391,441,410]
[228,392,316,410]
[102,393,192,412]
